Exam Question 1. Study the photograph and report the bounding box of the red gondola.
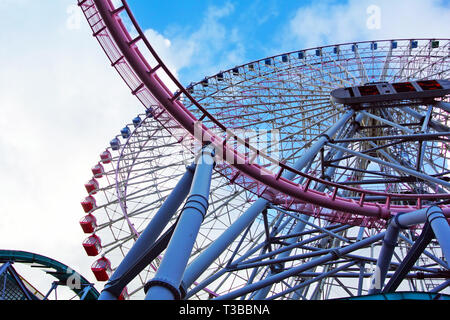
[100,150,112,164]
[82,234,102,256]
[91,163,105,178]
[84,178,99,195]
[91,257,111,282]
[79,214,97,233]
[81,196,96,213]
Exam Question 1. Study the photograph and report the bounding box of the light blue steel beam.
[98,163,196,300]
[214,232,385,300]
[240,215,296,300]
[393,206,443,229]
[364,139,447,194]
[435,101,450,113]
[417,106,432,171]
[251,217,310,299]
[398,233,447,268]
[185,224,350,299]
[185,215,294,299]
[327,143,450,189]
[5,263,34,300]
[402,106,450,133]
[181,110,355,292]
[230,225,351,269]
[270,205,351,243]
[0,262,10,277]
[44,282,59,300]
[253,112,364,299]
[145,145,216,300]
[357,262,366,296]
[268,261,358,300]
[430,279,450,293]
[360,110,414,134]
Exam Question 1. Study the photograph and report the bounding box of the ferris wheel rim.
[79,0,450,223]
[191,38,450,87]
[113,112,158,238]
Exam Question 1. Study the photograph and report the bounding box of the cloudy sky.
[0,0,449,297]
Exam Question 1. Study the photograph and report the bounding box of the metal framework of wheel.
[77,0,450,300]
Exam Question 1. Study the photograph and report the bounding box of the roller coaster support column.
[424,207,450,268]
[0,261,33,300]
[145,144,216,300]
[369,206,450,294]
[368,220,400,294]
[382,222,434,293]
[98,163,196,300]
[394,206,450,266]
[0,262,11,278]
[182,110,355,292]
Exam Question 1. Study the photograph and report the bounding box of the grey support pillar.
[145,145,216,300]
[98,163,196,300]
[368,222,400,294]
[370,205,450,294]
[425,207,450,268]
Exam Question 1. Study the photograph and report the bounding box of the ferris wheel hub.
[331,79,450,108]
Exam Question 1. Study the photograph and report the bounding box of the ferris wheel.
[77,0,450,300]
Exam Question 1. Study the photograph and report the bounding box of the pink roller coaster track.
[78,0,450,228]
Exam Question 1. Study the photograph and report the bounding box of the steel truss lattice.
[77,0,450,300]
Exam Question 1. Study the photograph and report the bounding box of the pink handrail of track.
[78,0,450,224]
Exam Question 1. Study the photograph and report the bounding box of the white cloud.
[0,0,244,297]
[138,2,246,84]
[284,0,450,49]
[0,0,141,295]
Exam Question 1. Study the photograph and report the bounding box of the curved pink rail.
[78,0,450,227]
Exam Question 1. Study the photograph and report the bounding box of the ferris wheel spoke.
[233,105,335,130]
[116,158,184,179]
[303,59,353,87]
[249,145,364,299]
[404,55,449,80]
[116,163,184,189]
[189,214,287,297]
[325,53,361,84]
[204,192,249,222]
[418,67,450,80]
[95,189,171,232]
[275,111,343,163]
[120,140,180,156]
[199,93,329,112]
[212,113,357,299]
[391,41,434,81]
[327,142,450,190]
[102,233,136,253]
[365,140,449,193]
[352,45,371,83]
[205,100,330,127]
